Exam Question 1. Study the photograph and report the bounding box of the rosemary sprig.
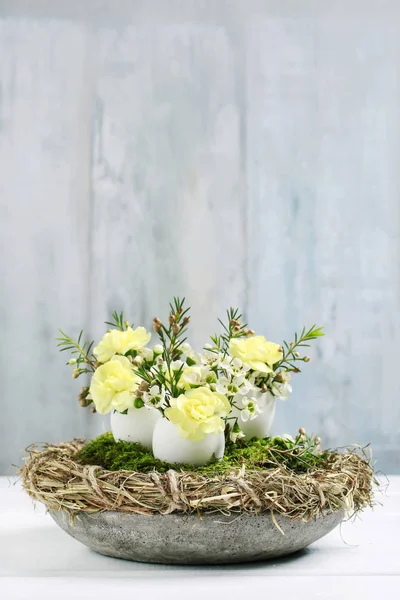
[211,307,251,355]
[56,329,96,374]
[277,325,324,371]
[151,297,190,397]
[104,310,128,331]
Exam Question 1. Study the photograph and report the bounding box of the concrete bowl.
[49,508,344,565]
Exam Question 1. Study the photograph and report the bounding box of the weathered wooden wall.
[1,1,399,473]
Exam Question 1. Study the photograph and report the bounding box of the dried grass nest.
[20,438,378,522]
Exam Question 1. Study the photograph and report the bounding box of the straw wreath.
[20,439,377,522]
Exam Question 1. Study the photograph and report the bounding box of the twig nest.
[20,439,377,520]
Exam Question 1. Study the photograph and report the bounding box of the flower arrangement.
[20,299,378,565]
[57,297,324,465]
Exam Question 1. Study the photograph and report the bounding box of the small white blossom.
[180,343,200,362]
[270,372,292,399]
[235,376,255,396]
[230,428,245,443]
[215,376,230,395]
[139,347,154,361]
[219,355,236,374]
[143,384,167,409]
[202,344,217,360]
[180,342,192,354]
[240,396,261,422]
[170,359,184,371]
[178,365,215,389]
[231,357,243,369]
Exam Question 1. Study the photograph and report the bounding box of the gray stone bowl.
[50,508,344,565]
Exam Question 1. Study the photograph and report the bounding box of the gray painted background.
[1,1,399,474]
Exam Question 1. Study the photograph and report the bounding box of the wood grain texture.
[90,25,245,348]
[0,19,94,472]
[246,17,400,469]
[0,3,399,472]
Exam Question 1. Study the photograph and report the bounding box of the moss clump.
[75,432,330,475]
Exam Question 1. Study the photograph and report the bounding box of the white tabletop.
[1,476,399,600]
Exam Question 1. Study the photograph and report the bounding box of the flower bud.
[245,329,255,337]
[72,369,80,379]
[68,358,77,365]
[139,380,149,392]
[134,397,144,409]
[172,323,181,335]
[294,351,300,357]
[182,316,191,326]
[93,360,101,369]
[124,320,130,328]
[168,315,176,324]
[304,356,310,362]
[90,406,96,413]
[153,344,163,355]
[133,355,144,366]
[153,317,162,333]
[315,436,321,445]
[232,422,241,433]
[140,347,153,361]
[299,427,306,435]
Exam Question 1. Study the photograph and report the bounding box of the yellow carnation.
[94,326,151,363]
[229,336,283,373]
[165,387,230,441]
[89,355,140,414]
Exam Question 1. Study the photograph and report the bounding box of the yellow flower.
[94,326,151,363]
[165,387,230,441]
[89,355,140,414]
[229,336,283,373]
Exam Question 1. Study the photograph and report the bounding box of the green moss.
[75,432,329,475]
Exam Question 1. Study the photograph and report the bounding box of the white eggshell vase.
[152,417,225,466]
[110,407,161,449]
[232,392,276,440]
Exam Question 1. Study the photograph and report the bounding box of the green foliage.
[56,329,95,374]
[210,307,250,354]
[144,296,191,397]
[276,324,325,372]
[104,310,127,331]
[75,432,329,475]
